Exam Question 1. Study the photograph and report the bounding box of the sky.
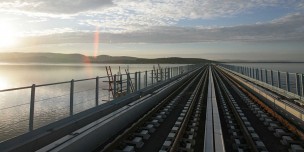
[0,0,303,61]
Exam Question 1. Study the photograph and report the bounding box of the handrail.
[0,64,202,142]
[219,64,304,98]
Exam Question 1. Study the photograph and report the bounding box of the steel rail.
[217,66,304,141]
[212,66,259,152]
[169,67,208,152]
[100,67,206,152]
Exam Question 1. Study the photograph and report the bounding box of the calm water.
[0,63,181,89]
[0,63,185,141]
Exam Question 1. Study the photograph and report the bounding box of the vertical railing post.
[113,74,117,99]
[301,74,304,97]
[95,76,99,106]
[244,67,246,75]
[260,69,263,82]
[167,68,169,79]
[166,68,168,79]
[249,67,251,77]
[138,72,141,90]
[255,68,258,80]
[160,69,163,81]
[243,67,245,75]
[277,71,281,88]
[127,73,130,94]
[151,70,154,85]
[145,71,148,87]
[29,84,35,131]
[120,74,123,94]
[270,70,274,86]
[135,72,138,91]
[265,69,268,84]
[286,72,290,92]
[296,73,301,96]
[156,69,159,82]
[70,79,74,116]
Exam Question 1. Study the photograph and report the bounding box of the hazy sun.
[0,22,18,48]
[0,76,8,90]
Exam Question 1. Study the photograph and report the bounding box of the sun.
[0,76,8,90]
[0,22,18,48]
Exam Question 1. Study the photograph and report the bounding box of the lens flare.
[82,55,93,77]
[93,26,99,58]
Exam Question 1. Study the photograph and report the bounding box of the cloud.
[1,0,302,24]
[78,0,304,33]
[20,13,304,45]
[0,0,113,14]
[21,28,76,37]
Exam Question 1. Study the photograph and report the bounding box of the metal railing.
[220,64,304,101]
[0,64,199,141]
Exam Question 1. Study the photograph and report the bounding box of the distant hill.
[0,52,213,64]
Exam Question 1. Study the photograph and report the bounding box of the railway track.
[213,65,304,152]
[33,65,303,152]
[98,66,209,152]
